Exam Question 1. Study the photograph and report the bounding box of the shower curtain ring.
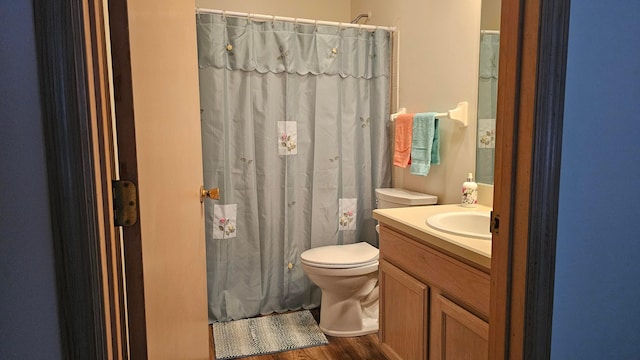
[222,10,226,22]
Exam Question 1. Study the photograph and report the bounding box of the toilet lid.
[300,242,379,269]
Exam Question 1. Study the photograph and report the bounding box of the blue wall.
[0,1,63,359]
[552,1,640,358]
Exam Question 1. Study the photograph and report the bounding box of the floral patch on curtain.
[339,198,357,231]
[277,121,297,155]
[213,204,237,239]
[478,118,496,148]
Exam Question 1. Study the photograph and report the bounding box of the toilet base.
[320,317,378,337]
[316,276,380,337]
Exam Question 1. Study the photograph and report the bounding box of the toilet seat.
[301,260,378,277]
[300,242,379,269]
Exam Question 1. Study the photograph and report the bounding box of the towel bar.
[390,101,468,127]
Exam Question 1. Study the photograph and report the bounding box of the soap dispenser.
[461,172,478,207]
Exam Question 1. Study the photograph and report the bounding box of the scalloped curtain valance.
[196,13,391,79]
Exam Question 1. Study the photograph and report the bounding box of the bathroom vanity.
[373,204,492,360]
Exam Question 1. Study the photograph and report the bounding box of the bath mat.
[212,310,328,359]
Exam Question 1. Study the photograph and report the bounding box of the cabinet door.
[430,292,489,360]
[379,260,428,360]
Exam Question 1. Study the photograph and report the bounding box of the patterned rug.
[212,310,329,359]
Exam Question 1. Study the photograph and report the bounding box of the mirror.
[475,0,501,185]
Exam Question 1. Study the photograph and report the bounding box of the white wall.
[0,1,63,359]
[195,0,351,23]
[481,0,501,31]
[352,0,481,204]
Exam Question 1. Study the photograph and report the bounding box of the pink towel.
[393,113,413,167]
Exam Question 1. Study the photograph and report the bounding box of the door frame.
[34,0,570,358]
[104,0,149,357]
[490,0,570,358]
[34,0,126,358]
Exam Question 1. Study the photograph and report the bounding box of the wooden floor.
[209,309,388,360]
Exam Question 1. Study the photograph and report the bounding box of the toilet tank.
[375,188,438,209]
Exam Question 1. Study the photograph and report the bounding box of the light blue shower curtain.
[196,13,392,323]
[476,32,500,184]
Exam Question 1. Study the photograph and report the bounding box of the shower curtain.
[476,32,500,184]
[196,13,392,322]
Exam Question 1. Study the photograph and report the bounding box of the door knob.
[200,186,220,203]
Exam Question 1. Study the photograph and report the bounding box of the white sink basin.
[426,211,492,240]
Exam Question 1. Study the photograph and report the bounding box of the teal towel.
[410,112,440,176]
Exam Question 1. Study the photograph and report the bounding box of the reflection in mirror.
[476,0,501,185]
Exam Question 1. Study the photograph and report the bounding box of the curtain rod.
[481,30,500,35]
[195,8,396,32]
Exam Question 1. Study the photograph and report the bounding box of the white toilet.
[300,188,437,337]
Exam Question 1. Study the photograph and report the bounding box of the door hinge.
[490,211,500,235]
[112,180,138,227]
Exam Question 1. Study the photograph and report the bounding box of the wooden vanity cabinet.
[378,224,490,360]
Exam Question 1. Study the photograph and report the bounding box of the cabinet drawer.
[380,225,490,318]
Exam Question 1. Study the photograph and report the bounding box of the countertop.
[373,204,492,271]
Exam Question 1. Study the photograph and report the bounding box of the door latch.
[112,180,138,227]
[490,211,500,235]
